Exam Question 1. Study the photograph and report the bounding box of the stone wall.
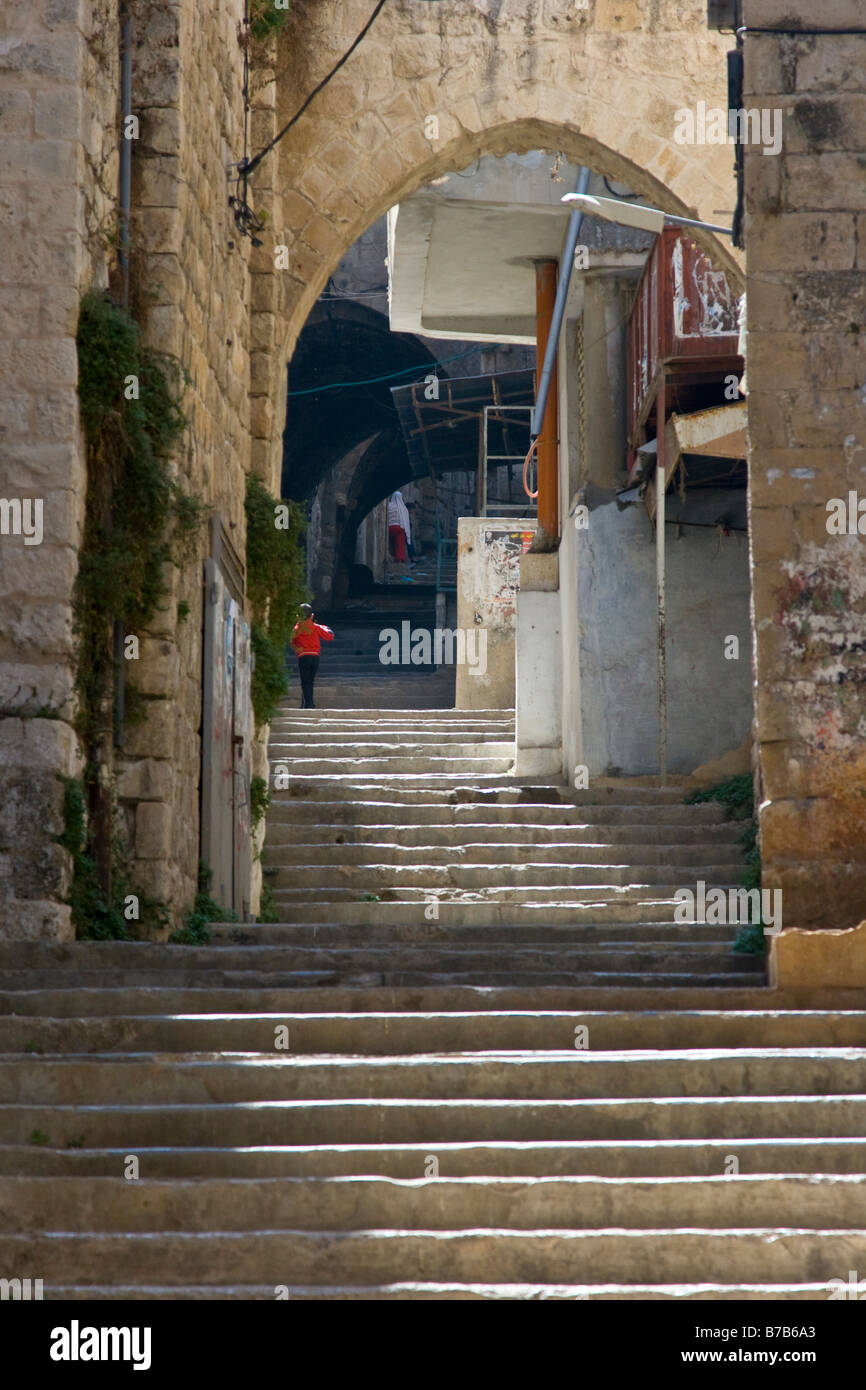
[119,0,257,924]
[743,0,866,928]
[0,0,267,937]
[0,0,120,938]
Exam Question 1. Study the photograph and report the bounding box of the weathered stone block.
[0,716,80,772]
[0,898,73,941]
[744,0,865,27]
[135,800,172,860]
[771,919,866,988]
[746,211,856,272]
[116,757,173,804]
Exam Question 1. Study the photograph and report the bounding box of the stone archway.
[246,0,741,488]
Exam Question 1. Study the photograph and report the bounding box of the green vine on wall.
[686,773,764,954]
[245,476,307,727]
[71,290,205,937]
[249,0,291,42]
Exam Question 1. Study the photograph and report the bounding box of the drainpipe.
[115,2,133,747]
[534,260,559,539]
[119,3,132,310]
[530,167,590,440]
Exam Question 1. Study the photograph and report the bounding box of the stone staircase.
[0,706,864,1298]
[304,607,456,710]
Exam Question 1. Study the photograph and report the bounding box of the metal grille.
[576,317,586,482]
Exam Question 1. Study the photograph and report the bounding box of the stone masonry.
[743,0,866,930]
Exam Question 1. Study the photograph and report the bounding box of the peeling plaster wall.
[743,0,866,929]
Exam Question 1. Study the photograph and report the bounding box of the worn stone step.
[268,742,516,759]
[264,842,745,868]
[270,709,511,721]
[266,797,735,821]
[267,882,737,900]
[266,863,743,890]
[214,922,740,946]
[1,984,804,1017]
[0,969,766,992]
[0,946,757,979]
[2,1174,863,1233]
[3,1227,865,1285]
[264,822,744,847]
[27,1281,839,1300]
[0,1049,860,1106]
[7,1135,866,1179]
[3,1093,863,1146]
[2,1009,861,1055]
[0,933,744,969]
[270,729,513,745]
[272,776,564,796]
[255,900,741,925]
[278,758,517,776]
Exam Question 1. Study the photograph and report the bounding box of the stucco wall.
[567,497,752,777]
[456,516,536,710]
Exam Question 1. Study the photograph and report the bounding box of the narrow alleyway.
[2,704,866,1297]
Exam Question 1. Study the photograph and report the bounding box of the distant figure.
[388,490,412,563]
[290,603,334,709]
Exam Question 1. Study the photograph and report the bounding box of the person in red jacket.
[290,604,334,708]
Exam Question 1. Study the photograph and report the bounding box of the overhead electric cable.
[287,344,482,396]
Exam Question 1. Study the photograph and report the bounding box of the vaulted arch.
[248,0,740,485]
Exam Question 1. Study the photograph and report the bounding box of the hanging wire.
[227,0,265,245]
[287,344,481,397]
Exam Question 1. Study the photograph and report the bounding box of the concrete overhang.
[387,155,654,345]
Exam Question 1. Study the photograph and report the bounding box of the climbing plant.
[71,290,205,937]
[686,773,764,953]
[245,476,307,727]
[249,0,290,41]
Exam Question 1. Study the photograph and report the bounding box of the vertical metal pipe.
[656,379,667,787]
[531,166,590,438]
[476,412,486,517]
[119,4,132,309]
[535,260,559,538]
[113,618,125,749]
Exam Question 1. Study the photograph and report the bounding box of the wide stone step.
[269,745,514,756]
[266,797,734,821]
[1,1050,861,1105]
[2,1174,864,1233]
[27,1281,838,1300]
[264,842,745,868]
[271,775,564,795]
[0,945,756,978]
[0,969,766,991]
[270,730,514,745]
[215,922,740,946]
[264,822,745,847]
[268,742,516,758]
[1,983,794,1016]
[3,1227,865,1285]
[4,1094,864,1146]
[270,708,511,721]
[256,900,743,925]
[277,758,517,776]
[3,1009,859,1054]
[0,932,743,968]
[7,1136,866,1179]
[265,864,743,889]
